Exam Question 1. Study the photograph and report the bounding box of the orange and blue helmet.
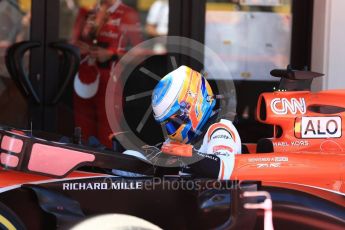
[152,66,216,144]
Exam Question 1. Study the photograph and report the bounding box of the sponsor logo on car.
[257,163,281,168]
[248,157,288,168]
[273,141,310,147]
[62,181,143,191]
[299,116,342,139]
[248,157,288,163]
[271,98,306,115]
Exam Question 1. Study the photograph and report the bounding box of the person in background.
[145,0,169,52]
[72,0,143,148]
[0,0,25,53]
[0,0,29,128]
[145,0,169,37]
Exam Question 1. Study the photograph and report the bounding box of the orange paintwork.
[1,89,344,203]
[257,90,345,152]
[161,142,193,157]
[230,152,345,194]
[240,89,345,195]
[160,89,345,197]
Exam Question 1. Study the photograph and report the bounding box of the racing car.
[0,68,344,229]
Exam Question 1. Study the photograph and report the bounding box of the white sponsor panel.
[271,98,306,115]
[301,117,342,138]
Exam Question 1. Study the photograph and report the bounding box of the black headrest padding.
[241,144,250,154]
[256,139,274,153]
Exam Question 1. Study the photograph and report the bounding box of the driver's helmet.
[152,66,216,143]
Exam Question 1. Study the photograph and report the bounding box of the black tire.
[0,202,26,230]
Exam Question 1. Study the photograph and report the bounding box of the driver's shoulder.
[206,119,237,139]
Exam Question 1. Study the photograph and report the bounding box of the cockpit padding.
[241,145,250,154]
[256,139,274,153]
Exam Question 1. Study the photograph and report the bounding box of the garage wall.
[312,0,345,91]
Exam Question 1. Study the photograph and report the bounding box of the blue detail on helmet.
[165,121,179,135]
[201,77,206,94]
[152,73,182,123]
[196,99,216,134]
[152,75,173,107]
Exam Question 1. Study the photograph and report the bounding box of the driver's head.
[152,66,216,143]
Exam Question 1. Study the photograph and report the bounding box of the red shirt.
[97,2,143,55]
[74,2,143,57]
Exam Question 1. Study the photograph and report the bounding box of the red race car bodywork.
[0,68,344,229]
[1,89,344,206]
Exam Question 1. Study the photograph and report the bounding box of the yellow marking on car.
[0,214,16,230]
